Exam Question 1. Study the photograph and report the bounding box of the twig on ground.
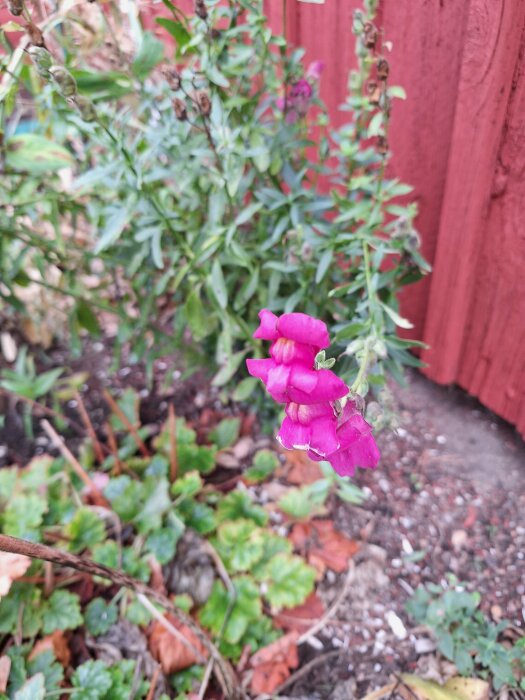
[75,390,105,464]
[105,421,125,476]
[145,664,161,700]
[359,681,398,700]
[168,403,178,482]
[0,534,243,699]
[298,559,356,645]
[103,390,151,458]
[198,658,215,700]
[41,419,108,506]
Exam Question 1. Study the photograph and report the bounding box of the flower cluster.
[247,310,380,477]
[276,60,325,123]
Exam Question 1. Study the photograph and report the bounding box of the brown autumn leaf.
[0,656,11,693]
[282,449,324,484]
[290,519,360,573]
[0,552,31,597]
[148,555,167,595]
[274,593,326,633]
[28,630,71,667]
[149,614,208,674]
[250,631,299,695]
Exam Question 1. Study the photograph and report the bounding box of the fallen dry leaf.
[290,520,359,573]
[250,631,299,695]
[149,615,208,674]
[0,552,31,597]
[29,630,71,667]
[399,674,466,700]
[148,555,167,595]
[274,593,326,633]
[0,656,11,693]
[444,677,489,700]
[282,450,324,484]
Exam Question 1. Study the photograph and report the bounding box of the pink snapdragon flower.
[246,309,380,476]
[307,402,380,476]
[276,60,324,123]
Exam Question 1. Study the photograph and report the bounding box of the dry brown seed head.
[377,58,389,81]
[173,97,188,121]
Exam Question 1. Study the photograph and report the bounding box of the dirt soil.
[287,370,525,698]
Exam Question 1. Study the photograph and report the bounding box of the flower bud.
[27,45,53,79]
[71,95,97,122]
[7,0,23,16]
[49,66,77,98]
[173,97,188,121]
[164,67,181,91]
[193,89,211,117]
[377,58,389,81]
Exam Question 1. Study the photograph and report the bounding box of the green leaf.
[13,674,45,700]
[32,367,63,398]
[144,526,181,564]
[135,478,171,534]
[380,302,414,329]
[216,491,268,526]
[156,17,192,51]
[5,135,73,174]
[3,494,47,540]
[71,660,112,700]
[262,553,315,609]
[209,260,228,310]
[199,577,261,645]
[207,65,229,88]
[65,507,106,553]
[176,499,216,534]
[388,85,407,100]
[232,376,258,402]
[184,288,209,341]
[132,32,165,79]
[171,471,203,499]
[27,650,64,692]
[177,443,217,475]
[95,207,132,253]
[244,449,279,483]
[209,417,240,449]
[76,300,100,336]
[278,481,330,519]
[315,249,333,284]
[84,598,118,637]
[211,349,248,387]
[213,519,265,572]
[42,590,83,634]
[367,111,383,137]
[234,202,263,226]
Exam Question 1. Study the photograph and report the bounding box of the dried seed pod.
[173,97,188,121]
[193,90,211,117]
[377,135,388,156]
[27,45,53,79]
[366,81,382,106]
[363,21,378,49]
[72,95,97,122]
[377,58,390,81]
[49,65,77,98]
[7,0,23,16]
[164,68,181,91]
[26,21,45,46]
[195,0,207,19]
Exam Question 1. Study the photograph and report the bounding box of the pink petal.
[253,309,279,340]
[276,313,330,348]
[305,60,325,81]
[327,449,357,477]
[287,368,348,404]
[309,416,339,456]
[289,365,319,394]
[270,338,317,366]
[266,364,292,403]
[285,402,335,424]
[277,416,311,451]
[246,358,276,383]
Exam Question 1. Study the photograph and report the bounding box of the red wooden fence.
[265,0,525,437]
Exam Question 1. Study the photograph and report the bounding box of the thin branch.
[168,403,178,483]
[0,534,242,699]
[41,419,108,507]
[103,390,151,458]
[75,391,105,464]
[298,560,355,645]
